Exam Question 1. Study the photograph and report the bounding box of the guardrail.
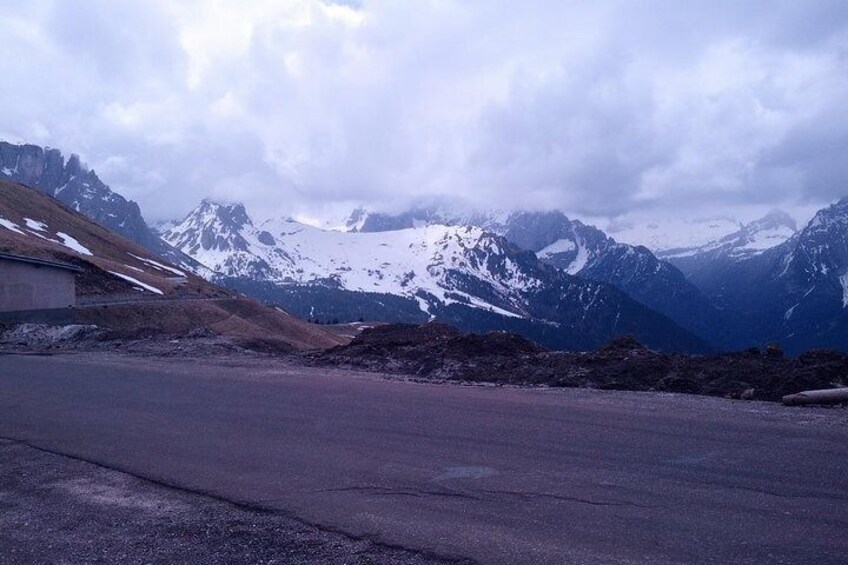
[76,294,225,307]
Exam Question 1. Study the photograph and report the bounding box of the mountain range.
[164,198,848,354]
[160,200,708,352]
[4,140,847,355]
[349,207,723,341]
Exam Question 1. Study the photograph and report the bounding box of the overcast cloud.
[1,0,847,225]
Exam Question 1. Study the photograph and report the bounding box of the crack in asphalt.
[479,489,660,508]
[0,436,477,565]
[317,485,658,508]
[316,485,482,501]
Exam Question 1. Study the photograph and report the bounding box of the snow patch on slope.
[56,232,92,256]
[564,238,589,275]
[537,238,576,257]
[258,221,536,315]
[107,271,164,295]
[1,214,98,259]
[841,273,848,308]
[660,210,797,261]
[784,303,798,320]
[0,216,25,235]
[24,218,48,232]
[129,253,186,276]
[734,224,796,255]
[609,217,741,252]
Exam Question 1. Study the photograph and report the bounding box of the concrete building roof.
[0,251,82,273]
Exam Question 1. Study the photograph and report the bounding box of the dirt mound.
[313,325,848,402]
[442,331,546,357]
[331,322,542,359]
[598,335,648,353]
[350,323,463,348]
[316,323,545,380]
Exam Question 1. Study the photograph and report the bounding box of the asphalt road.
[1,353,847,564]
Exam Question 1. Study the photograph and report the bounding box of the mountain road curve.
[1,353,846,564]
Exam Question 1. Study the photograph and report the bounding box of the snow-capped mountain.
[351,207,680,276]
[160,199,279,280]
[0,141,203,273]
[494,211,604,274]
[499,211,723,340]
[348,203,508,234]
[164,200,538,316]
[162,194,848,353]
[663,209,797,274]
[607,216,743,254]
[662,209,798,304]
[681,199,848,353]
[774,202,848,286]
[766,199,848,349]
[164,200,709,352]
[348,207,720,339]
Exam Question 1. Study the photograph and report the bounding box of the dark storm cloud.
[0,0,846,223]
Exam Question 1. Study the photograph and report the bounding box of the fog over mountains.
[4,140,848,354]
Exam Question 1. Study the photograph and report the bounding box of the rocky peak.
[196,199,253,231]
[352,202,506,234]
[357,208,434,232]
[719,209,797,259]
[164,199,256,255]
[0,140,198,268]
[345,207,367,231]
[500,210,575,252]
[65,153,83,177]
[805,198,848,235]
[781,198,848,282]
[754,209,797,232]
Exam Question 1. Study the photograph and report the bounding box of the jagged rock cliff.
[0,141,202,271]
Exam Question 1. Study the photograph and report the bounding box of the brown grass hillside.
[0,179,346,350]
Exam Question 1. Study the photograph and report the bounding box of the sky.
[1,0,847,229]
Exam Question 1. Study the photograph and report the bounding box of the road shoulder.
[0,439,460,565]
